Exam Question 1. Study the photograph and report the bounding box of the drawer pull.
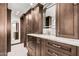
[48,42,71,52]
[48,50,58,56]
[52,53,58,56]
[48,42,61,48]
[37,39,40,44]
[52,44,61,48]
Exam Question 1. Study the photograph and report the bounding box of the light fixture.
[30,3,33,6]
[16,11,20,15]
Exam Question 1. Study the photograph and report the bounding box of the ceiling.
[8,3,50,23]
[8,3,52,18]
[8,3,55,23]
[8,3,31,17]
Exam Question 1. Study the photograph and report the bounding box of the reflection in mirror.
[44,16,52,28]
[43,3,56,35]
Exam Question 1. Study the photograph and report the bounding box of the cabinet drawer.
[45,40,76,56]
[28,36,34,41]
[45,47,69,56]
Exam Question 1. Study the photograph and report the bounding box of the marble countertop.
[27,34,79,47]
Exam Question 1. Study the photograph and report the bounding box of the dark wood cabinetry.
[26,4,43,55]
[41,39,46,56]
[20,15,26,43]
[36,38,41,56]
[33,4,43,34]
[20,4,43,47]
[7,9,11,52]
[27,36,42,56]
[0,3,8,55]
[27,3,79,56]
[56,3,79,39]
[45,40,76,56]
[24,14,29,47]
[76,47,79,56]
[27,36,77,56]
[27,36,36,56]
[25,10,34,47]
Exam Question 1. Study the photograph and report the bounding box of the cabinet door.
[7,9,11,52]
[28,11,34,33]
[28,36,36,56]
[77,47,79,56]
[41,39,45,56]
[20,15,26,47]
[23,15,27,47]
[25,14,29,47]
[33,4,43,34]
[45,40,76,56]
[36,38,41,56]
[56,3,78,39]
[20,16,24,43]
[0,3,7,55]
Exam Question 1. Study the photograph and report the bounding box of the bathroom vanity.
[27,34,79,56]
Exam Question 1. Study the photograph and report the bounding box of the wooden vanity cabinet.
[36,38,42,56]
[27,36,36,56]
[45,40,77,56]
[27,36,40,56]
[41,39,46,56]
[56,3,79,39]
[27,36,77,56]
[76,47,79,56]
[77,47,79,56]
[27,36,43,56]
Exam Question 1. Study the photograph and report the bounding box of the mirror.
[44,16,52,28]
[43,3,56,35]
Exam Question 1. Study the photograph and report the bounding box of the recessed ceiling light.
[16,11,20,15]
[30,3,33,5]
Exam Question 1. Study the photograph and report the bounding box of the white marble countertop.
[27,34,79,47]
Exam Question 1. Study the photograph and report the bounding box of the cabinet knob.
[48,42,61,48]
[52,53,58,56]
[37,39,40,44]
[48,50,58,56]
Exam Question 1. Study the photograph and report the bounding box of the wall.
[43,4,56,35]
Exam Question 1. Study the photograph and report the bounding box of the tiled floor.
[11,38,20,44]
[8,43,28,56]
